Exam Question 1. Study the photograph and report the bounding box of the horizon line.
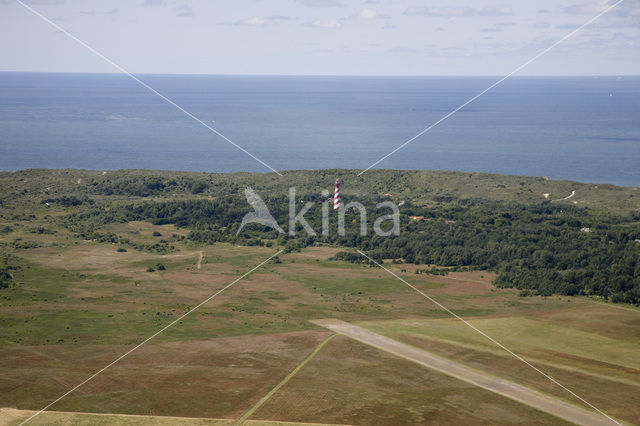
[1,70,639,78]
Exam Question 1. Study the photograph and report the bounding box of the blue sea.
[0,72,638,186]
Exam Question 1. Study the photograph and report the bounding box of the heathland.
[0,169,639,425]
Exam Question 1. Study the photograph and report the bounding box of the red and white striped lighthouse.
[333,179,341,210]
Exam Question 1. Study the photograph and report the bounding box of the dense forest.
[1,169,639,304]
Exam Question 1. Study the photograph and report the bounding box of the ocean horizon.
[1,72,638,186]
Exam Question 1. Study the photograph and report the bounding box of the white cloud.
[344,8,389,20]
[235,17,270,26]
[229,15,294,27]
[302,19,342,28]
[360,8,377,19]
[403,6,513,17]
[296,0,344,8]
[139,0,165,7]
[404,6,466,16]
[4,0,637,75]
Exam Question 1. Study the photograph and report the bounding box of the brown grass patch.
[0,331,331,420]
[284,247,343,262]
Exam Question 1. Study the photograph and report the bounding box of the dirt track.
[197,251,203,269]
[311,319,622,426]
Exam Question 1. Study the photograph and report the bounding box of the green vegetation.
[0,268,13,289]
[0,166,638,424]
[1,169,639,303]
[361,201,640,303]
[0,253,21,289]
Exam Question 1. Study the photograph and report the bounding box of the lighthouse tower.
[333,179,341,210]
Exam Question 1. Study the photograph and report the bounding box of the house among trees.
[409,215,432,222]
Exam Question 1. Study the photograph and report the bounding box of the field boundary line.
[357,0,625,175]
[18,249,283,425]
[357,250,622,426]
[235,334,338,425]
[13,0,282,176]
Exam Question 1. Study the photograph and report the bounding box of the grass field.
[1,169,639,424]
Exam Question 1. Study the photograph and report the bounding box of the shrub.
[0,267,15,289]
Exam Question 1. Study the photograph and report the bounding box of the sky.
[0,0,638,76]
